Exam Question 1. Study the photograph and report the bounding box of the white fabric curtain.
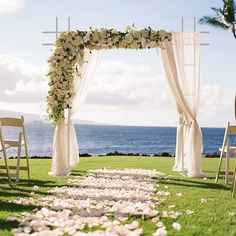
[50,49,99,176]
[68,49,99,167]
[160,32,203,177]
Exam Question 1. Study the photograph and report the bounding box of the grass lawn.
[0,156,236,236]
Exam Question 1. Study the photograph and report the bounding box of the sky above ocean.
[0,0,235,127]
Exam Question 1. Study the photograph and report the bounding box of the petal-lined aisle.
[9,169,183,236]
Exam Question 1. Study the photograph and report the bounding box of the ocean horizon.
[1,121,225,157]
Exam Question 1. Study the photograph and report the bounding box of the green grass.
[0,156,236,236]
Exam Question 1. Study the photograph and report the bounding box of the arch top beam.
[46,27,171,125]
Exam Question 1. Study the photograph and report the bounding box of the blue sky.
[0,0,235,127]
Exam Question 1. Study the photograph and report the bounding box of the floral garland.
[47,27,171,125]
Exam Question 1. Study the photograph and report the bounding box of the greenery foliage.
[46,27,171,125]
[199,0,236,38]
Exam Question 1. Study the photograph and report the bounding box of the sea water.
[2,122,225,157]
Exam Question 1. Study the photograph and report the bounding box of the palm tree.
[199,0,236,39]
[199,0,236,120]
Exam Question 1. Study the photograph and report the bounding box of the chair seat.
[219,147,236,153]
[0,116,30,183]
[0,143,10,152]
[4,139,24,147]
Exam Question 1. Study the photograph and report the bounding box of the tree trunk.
[232,30,236,38]
[231,26,236,38]
[235,91,236,120]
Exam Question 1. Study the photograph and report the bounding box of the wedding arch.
[46,27,203,178]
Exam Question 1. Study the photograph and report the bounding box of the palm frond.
[223,0,236,23]
[211,7,230,26]
[198,16,229,29]
[211,7,224,17]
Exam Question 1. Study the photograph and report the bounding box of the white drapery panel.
[160,32,203,177]
[68,49,99,167]
[50,49,99,176]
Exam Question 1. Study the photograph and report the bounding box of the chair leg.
[2,149,12,185]
[24,143,30,180]
[225,149,230,185]
[232,162,236,197]
[16,145,21,182]
[216,152,224,183]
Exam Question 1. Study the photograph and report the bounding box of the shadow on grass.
[205,170,234,175]
[70,170,88,177]
[0,170,89,200]
[0,178,63,202]
[0,186,53,199]
[0,200,38,232]
[0,218,19,232]
[0,178,63,188]
[160,177,230,191]
[0,170,89,233]
[0,179,61,233]
[0,200,36,212]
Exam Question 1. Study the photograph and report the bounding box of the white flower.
[83,32,90,43]
[201,198,207,204]
[156,191,170,196]
[162,211,168,218]
[153,227,167,236]
[229,211,236,216]
[33,185,39,191]
[47,28,171,125]
[124,33,133,43]
[132,31,140,39]
[152,217,160,223]
[186,210,194,215]
[130,41,139,49]
[146,41,157,48]
[10,168,165,235]
[7,216,19,222]
[140,29,149,38]
[176,192,182,197]
[92,31,100,42]
[172,222,181,231]
[129,220,140,229]
[99,31,107,39]
[169,211,182,219]
[156,221,165,228]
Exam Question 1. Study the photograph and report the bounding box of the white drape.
[160,32,203,177]
[50,49,99,176]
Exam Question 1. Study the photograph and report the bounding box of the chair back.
[226,122,236,135]
[0,116,26,146]
[0,125,4,149]
[0,116,24,128]
[0,115,30,183]
[222,122,236,149]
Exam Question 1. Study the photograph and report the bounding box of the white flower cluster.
[46,27,171,125]
[9,168,167,235]
[8,168,192,235]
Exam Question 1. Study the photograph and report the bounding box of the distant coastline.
[7,151,220,159]
[3,122,225,157]
[0,109,228,128]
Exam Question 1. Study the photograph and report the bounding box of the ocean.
[2,122,225,157]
